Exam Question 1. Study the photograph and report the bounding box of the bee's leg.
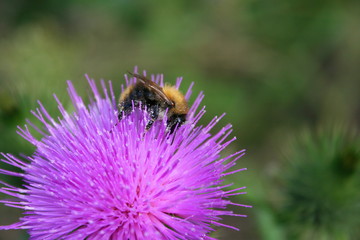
[118,106,128,121]
[145,119,155,131]
[110,105,124,133]
[118,105,124,121]
[145,104,159,130]
[118,101,134,120]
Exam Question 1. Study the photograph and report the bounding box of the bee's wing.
[129,72,174,106]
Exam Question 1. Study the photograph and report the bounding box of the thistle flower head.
[0,71,248,239]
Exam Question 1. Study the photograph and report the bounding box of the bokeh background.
[1,1,360,239]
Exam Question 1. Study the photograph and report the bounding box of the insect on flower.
[0,70,250,240]
[118,72,189,133]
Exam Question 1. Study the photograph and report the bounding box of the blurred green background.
[1,0,360,239]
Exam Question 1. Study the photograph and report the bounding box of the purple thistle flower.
[0,70,249,239]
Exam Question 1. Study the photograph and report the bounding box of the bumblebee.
[118,72,189,133]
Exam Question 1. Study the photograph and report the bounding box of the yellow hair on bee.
[119,85,134,102]
[162,85,188,114]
